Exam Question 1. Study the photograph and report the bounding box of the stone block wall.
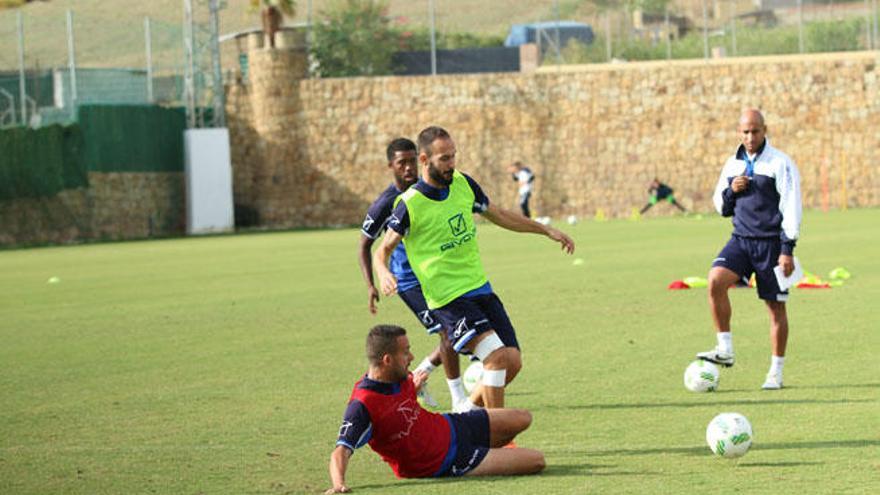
[0,172,184,246]
[229,50,879,228]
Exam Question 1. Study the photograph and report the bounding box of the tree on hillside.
[311,0,397,77]
[251,0,296,48]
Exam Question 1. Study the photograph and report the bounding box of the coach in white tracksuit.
[696,108,802,391]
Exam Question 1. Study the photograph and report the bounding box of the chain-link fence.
[0,4,188,129]
[1,0,878,130]
[560,0,880,65]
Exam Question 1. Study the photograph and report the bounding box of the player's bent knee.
[473,332,504,362]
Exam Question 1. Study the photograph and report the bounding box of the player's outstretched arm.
[358,235,380,314]
[372,229,403,296]
[325,445,353,494]
[482,204,575,254]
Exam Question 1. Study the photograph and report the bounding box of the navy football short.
[435,409,490,477]
[432,292,520,354]
[398,286,442,334]
[712,235,789,302]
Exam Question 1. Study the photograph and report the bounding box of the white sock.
[414,357,435,375]
[769,355,785,375]
[717,332,733,354]
[447,378,467,404]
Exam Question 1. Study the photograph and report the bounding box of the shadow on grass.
[541,397,874,411]
[583,439,880,457]
[545,463,661,477]
[737,461,824,468]
[784,382,880,391]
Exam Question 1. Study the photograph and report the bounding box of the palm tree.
[251,0,296,48]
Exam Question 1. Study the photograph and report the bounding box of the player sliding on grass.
[325,325,545,494]
[374,126,574,411]
[358,138,467,410]
[697,109,802,390]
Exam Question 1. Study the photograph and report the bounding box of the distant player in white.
[697,109,802,390]
[507,162,535,218]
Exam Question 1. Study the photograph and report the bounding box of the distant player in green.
[640,178,686,214]
[373,126,575,411]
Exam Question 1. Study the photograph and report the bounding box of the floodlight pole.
[17,11,26,125]
[428,0,437,76]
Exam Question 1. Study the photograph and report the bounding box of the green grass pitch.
[1,209,878,494]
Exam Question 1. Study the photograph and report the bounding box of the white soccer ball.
[684,360,720,392]
[463,361,483,393]
[566,215,578,225]
[535,216,552,225]
[706,413,753,458]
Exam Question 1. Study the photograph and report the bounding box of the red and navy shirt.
[335,373,453,478]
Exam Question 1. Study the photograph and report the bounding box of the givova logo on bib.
[440,212,475,252]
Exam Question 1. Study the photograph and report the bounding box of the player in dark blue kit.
[639,178,686,214]
[697,109,802,390]
[325,325,544,494]
[357,138,468,410]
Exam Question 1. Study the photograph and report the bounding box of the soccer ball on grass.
[706,412,753,458]
[683,360,720,392]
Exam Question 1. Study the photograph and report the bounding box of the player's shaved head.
[739,108,765,127]
[366,325,406,366]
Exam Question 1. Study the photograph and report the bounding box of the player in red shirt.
[325,324,545,493]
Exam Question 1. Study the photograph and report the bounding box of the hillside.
[0,0,602,72]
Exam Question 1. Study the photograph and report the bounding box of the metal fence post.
[17,11,26,125]
[145,17,154,103]
[702,0,709,60]
[730,0,737,57]
[66,10,78,119]
[665,8,671,61]
[605,10,612,62]
[797,0,804,53]
[428,0,437,76]
[208,0,224,127]
[871,0,880,50]
[553,0,561,65]
[183,0,196,128]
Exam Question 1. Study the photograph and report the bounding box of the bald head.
[739,108,765,127]
[738,109,767,154]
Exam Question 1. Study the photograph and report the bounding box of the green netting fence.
[0,104,185,201]
[0,124,85,200]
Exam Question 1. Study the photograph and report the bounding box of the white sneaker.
[417,385,440,410]
[697,347,735,367]
[452,399,481,413]
[762,372,783,390]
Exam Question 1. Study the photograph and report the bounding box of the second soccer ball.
[684,360,720,392]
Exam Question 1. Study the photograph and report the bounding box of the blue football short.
[712,235,788,302]
[435,409,490,477]
[398,286,442,334]
[432,292,520,354]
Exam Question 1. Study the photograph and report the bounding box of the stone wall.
[0,172,184,246]
[229,50,879,227]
